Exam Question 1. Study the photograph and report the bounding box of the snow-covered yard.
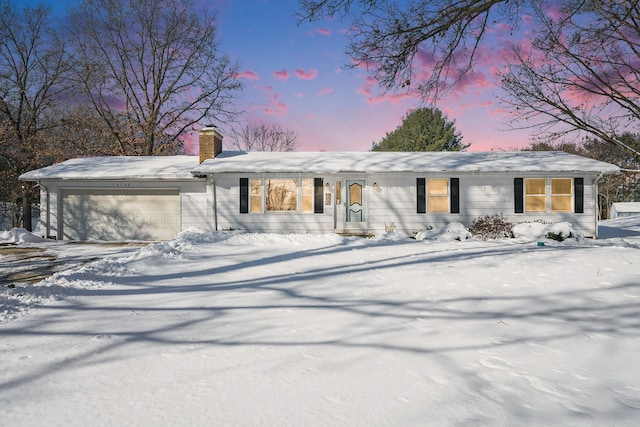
[1,218,640,426]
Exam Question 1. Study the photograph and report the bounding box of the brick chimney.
[199,126,223,163]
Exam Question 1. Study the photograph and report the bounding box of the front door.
[345,180,365,223]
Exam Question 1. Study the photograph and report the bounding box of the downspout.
[37,180,51,239]
[592,173,604,239]
[212,177,218,231]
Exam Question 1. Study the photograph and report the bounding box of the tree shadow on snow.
[0,237,639,401]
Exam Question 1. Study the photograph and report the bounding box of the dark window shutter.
[450,178,460,214]
[314,178,324,214]
[514,178,524,213]
[417,178,426,213]
[239,178,249,214]
[574,177,584,213]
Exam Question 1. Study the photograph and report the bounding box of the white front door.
[345,180,365,224]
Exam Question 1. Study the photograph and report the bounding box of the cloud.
[234,70,259,80]
[491,22,512,33]
[366,92,415,105]
[452,70,493,95]
[263,93,288,116]
[315,28,332,36]
[273,70,290,81]
[356,76,415,105]
[294,68,318,80]
[544,3,566,22]
[356,76,377,97]
[317,87,334,96]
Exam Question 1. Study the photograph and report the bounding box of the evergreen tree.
[371,108,468,152]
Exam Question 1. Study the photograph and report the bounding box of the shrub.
[469,214,514,240]
[545,230,573,242]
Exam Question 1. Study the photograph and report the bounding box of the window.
[240,177,325,214]
[417,178,459,213]
[301,179,313,213]
[525,178,546,212]
[515,177,581,213]
[551,178,572,212]
[428,178,449,213]
[266,179,297,211]
[250,179,261,213]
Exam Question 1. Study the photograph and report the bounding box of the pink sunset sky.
[205,0,536,153]
[30,0,538,153]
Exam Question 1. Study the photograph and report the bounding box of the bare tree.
[298,0,523,99]
[0,1,73,230]
[229,121,299,152]
[499,1,640,160]
[298,0,640,160]
[67,0,242,156]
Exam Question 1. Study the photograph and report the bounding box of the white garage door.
[61,189,180,241]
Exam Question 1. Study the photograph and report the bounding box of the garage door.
[60,189,180,241]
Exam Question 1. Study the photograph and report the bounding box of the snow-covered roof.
[611,202,640,213]
[19,155,200,180]
[19,151,619,181]
[192,151,620,174]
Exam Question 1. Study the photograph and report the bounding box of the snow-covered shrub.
[469,214,513,240]
[545,222,576,242]
[415,222,471,241]
[512,221,580,242]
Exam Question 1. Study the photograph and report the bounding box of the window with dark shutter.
[416,178,426,213]
[450,178,460,214]
[314,178,324,213]
[239,178,249,214]
[574,177,584,213]
[514,178,524,213]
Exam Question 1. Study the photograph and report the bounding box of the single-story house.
[610,202,640,219]
[20,127,620,240]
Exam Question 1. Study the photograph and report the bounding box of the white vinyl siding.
[214,174,334,233]
[366,173,597,237]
